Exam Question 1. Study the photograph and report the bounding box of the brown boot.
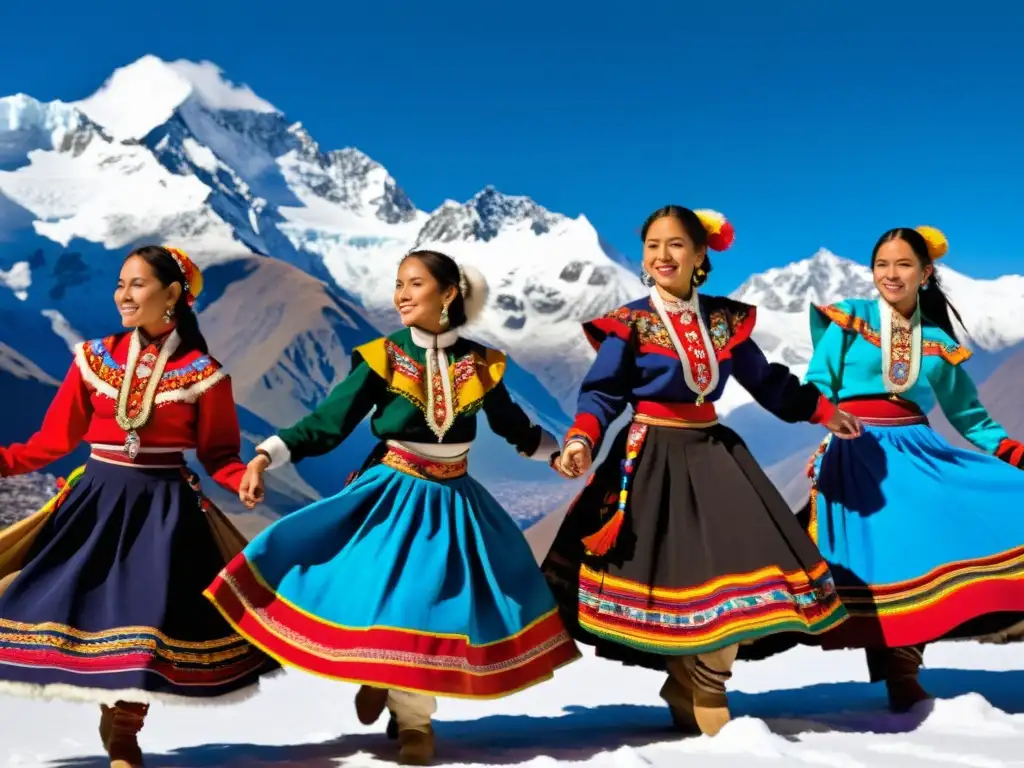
[662,646,737,737]
[99,704,114,750]
[354,685,389,725]
[867,646,932,713]
[398,726,435,765]
[106,701,148,768]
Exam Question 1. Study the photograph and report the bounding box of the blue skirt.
[807,417,1024,648]
[0,460,279,704]
[206,456,580,698]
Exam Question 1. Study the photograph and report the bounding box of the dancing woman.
[205,249,579,765]
[543,205,861,737]
[794,226,1024,711]
[0,246,278,768]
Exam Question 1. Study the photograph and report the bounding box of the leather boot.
[867,646,932,712]
[99,704,113,751]
[106,701,148,768]
[354,685,389,725]
[398,725,435,765]
[662,645,738,737]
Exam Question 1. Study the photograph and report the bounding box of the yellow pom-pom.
[694,209,726,235]
[915,226,948,261]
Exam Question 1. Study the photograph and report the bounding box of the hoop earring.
[439,304,450,330]
[692,267,707,286]
[640,270,654,287]
[920,281,929,291]
[163,307,175,323]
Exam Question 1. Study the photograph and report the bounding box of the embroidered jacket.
[566,289,836,447]
[0,330,247,490]
[257,326,559,468]
[806,297,1010,455]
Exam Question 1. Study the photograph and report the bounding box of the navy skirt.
[0,460,278,705]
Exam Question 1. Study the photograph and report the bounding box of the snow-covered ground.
[4,642,1023,767]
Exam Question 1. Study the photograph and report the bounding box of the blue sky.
[0,0,1021,291]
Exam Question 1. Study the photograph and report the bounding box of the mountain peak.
[415,186,565,246]
[75,55,278,142]
[730,248,875,312]
[0,95,102,167]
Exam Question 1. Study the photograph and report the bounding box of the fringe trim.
[74,343,118,400]
[73,342,228,405]
[0,667,286,707]
[154,369,227,405]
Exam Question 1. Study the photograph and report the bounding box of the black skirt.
[0,460,279,704]
[541,420,847,670]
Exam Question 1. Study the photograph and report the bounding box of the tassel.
[582,509,625,556]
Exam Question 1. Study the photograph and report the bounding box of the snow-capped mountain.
[718,248,1024,420]
[720,248,1024,471]
[1,54,1022,526]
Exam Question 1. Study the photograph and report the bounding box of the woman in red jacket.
[0,246,277,768]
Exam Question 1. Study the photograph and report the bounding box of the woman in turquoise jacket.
[790,225,1024,712]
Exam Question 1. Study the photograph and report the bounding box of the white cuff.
[528,429,561,461]
[257,435,291,470]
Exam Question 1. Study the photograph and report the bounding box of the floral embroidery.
[631,310,673,351]
[707,307,750,352]
[426,352,451,438]
[669,309,713,392]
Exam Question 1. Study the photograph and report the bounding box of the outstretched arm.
[195,376,248,493]
[932,362,1018,464]
[482,381,560,462]
[730,337,837,424]
[566,333,635,452]
[0,361,92,477]
[256,362,381,469]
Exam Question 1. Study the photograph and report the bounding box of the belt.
[381,444,468,481]
[838,397,929,426]
[89,444,186,468]
[633,400,718,429]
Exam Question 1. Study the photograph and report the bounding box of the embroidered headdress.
[164,246,204,307]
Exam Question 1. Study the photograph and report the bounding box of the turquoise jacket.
[805,298,1008,454]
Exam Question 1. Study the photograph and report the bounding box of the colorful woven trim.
[204,559,581,698]
[818,545,1024,649]
[814,304,971,366]
[380,446,468,481]
[577,561,847,655]
[0,618,268,687]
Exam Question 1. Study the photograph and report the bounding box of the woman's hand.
[239,454,270,509]
[558,440,593,479]
[825,409,863,440]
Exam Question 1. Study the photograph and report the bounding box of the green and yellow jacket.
[257,325,560,468]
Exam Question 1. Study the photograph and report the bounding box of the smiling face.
[642,215,706,296]
[873,238,932,312]
[114,255,180,331]
[393,256,457,332]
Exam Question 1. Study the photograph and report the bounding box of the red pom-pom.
[706,220,735,252]
[55,478,66,490]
